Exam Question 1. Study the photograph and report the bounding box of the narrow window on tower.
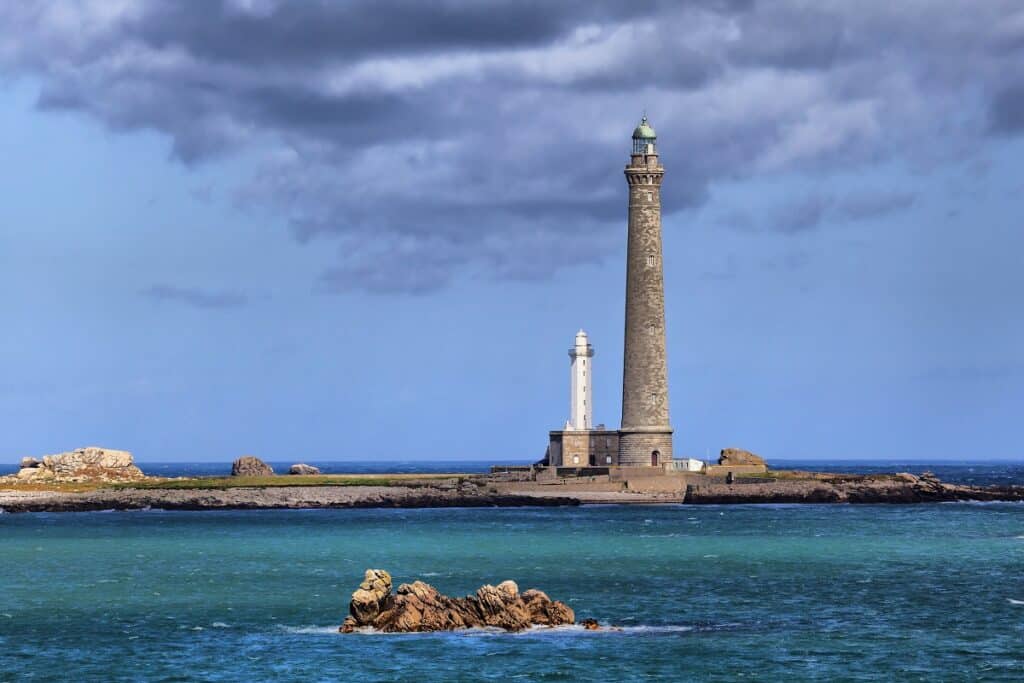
[647,254,656,267]
[646,191,653,201]
[647,322,657,334]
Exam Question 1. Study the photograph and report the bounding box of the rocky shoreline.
[684,471,1024,504]
[1,472,1021,513]
[0,485,580,514]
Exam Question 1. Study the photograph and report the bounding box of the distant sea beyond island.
[2,458,1022,486]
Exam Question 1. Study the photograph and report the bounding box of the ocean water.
[1,503,1023,681]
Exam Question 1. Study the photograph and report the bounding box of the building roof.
[632,116,656,139]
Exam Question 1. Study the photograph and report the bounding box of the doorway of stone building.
[651,450,660,466]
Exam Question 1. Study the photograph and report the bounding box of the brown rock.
[581,618,601,630]
[231,456,274,477]
[349,569,392,624]
[718,448,767,467]
[340,569,575,633]
[522,588,575,626]
[16,447,144,483]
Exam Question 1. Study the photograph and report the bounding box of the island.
[1,447,1021,513]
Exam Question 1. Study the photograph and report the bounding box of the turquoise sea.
[1,465,1023,681]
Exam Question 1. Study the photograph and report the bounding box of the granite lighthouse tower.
[618,117,673,466]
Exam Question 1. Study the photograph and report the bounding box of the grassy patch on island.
[736,469,813,480]
[118,475,400,490]
[1,472,474,493]
[115,473,474,490]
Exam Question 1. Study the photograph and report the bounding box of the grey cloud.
[132,1,668,66]
[989,84,1024,134]
[835,191,916,221]
[2,1,1021,292]
[774,195,831,234]
[765,190,916,234]
[142,284,249,309]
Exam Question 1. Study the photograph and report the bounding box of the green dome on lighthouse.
[632,116,656,139]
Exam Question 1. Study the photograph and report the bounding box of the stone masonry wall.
[618,149,673,466]
[550,430,619,466]
[618,431,673,467]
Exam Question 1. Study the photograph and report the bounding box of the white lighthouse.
[567,330,594,430]
[547,329,618,467]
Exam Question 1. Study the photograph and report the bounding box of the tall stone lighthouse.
[618,116,673,467]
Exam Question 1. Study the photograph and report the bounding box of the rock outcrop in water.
[339,569,575,633]
[288,463,320,475]
[231,456,274,477]
[11,447,144,483]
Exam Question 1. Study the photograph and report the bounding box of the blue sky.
[1,2,1022,463]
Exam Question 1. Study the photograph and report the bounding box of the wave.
[1009,599,1024,606]
[277,623,704,637]
[943,500,1024,506]
[211,622,231,628]
[278,625,340,635]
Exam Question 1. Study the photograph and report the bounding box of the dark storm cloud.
[2,1,1021,292]
[133,1,665,66]
[142,284,249,309]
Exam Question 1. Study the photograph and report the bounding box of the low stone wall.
[555,467,610,478]
[491,480,626,493]
[624,476,688,493]
[704,464,767,477]
[609,466,678,481]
